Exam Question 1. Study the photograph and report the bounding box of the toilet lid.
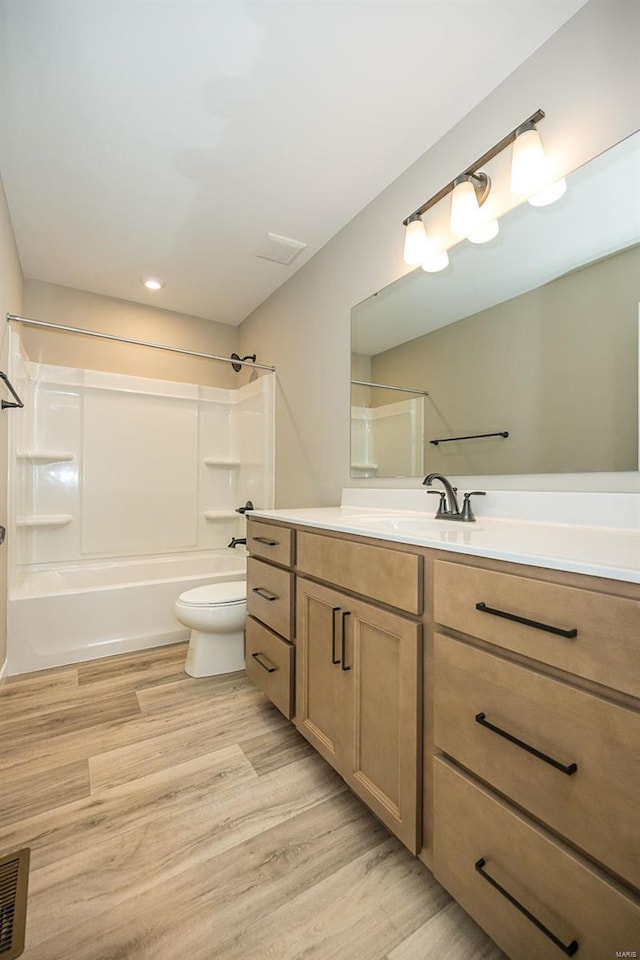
[178,581,246,606]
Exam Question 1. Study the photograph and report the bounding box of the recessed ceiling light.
[141,278,164,290]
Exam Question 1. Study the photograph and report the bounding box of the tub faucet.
[228,537,247,548]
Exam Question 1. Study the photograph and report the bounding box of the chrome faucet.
[423,473,485,522]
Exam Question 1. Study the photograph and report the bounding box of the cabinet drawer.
[434,634,640,889]
[433,560,640,697]
[247,558,294,641]
[433,757,640,960]
[296,530,422,615]
[246,617,293,718]
[247,519,293,567]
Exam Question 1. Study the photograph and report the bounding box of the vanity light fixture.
[511,121,567,206]
[421,247,449,273]
[141,278,165,291]
[449,173,491,237]
[467,219,500,245]
[403,215,429,265]
[402,109,565,266]
[403,214,449,272]
[528,177,567,207]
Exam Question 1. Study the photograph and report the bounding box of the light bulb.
[422,249,449,273]
[467,219,499,244]
[141,278,164,290]
[450,179,482,236]
[511,126,550,196]
[528,177,567,207]
[403,218,428,265]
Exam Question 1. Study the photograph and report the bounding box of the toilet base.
[184,627,246,678]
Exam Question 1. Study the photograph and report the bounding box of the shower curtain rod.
[351,379,429,397]
[6,314,276,372]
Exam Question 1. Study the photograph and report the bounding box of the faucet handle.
[461,491,486,522]
[427,490,448,516]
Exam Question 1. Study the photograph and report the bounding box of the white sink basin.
[344,513,485,537]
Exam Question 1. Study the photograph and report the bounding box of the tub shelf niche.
[203,458,241,468]
[17,515,73,528]
[17,451,75,464]
[203,511,240,521]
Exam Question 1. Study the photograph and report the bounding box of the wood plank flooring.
[0,643,505,960]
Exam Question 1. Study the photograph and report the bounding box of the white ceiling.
[0,0,587,325]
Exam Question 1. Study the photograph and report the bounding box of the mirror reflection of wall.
[351,132,640,479]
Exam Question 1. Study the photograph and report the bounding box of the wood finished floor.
[0,643,506,960]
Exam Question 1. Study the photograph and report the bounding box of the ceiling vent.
[253,233,307,265]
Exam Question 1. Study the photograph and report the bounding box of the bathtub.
[7,549,246,676]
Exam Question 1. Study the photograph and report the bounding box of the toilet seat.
[177,581,246,607]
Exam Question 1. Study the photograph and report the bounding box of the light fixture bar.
[402,108,545,225]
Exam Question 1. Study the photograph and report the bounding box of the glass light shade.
[511,127,550,195]
[421,249,449,273]
[403,218,428,265]
[467,219,500,244]
[450,179,481,236]
[528,177,567,207]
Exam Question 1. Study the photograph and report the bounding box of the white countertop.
[249,504,640,584]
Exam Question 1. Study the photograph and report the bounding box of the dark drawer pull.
[475,858,578,956]
[331,607,341,665]
[252,587,278,602]
[252,536,278,547]
[475,712,578,776]
[341,611,351,671]
[252,652,277,673]
[475,601,578,638]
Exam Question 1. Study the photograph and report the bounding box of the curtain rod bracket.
[0,371,24,410]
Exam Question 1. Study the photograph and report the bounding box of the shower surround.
[7,332,274,674]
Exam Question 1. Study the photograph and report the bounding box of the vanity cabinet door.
[296,577,421,852]
[295,578,350,771]
[341,596,421,853]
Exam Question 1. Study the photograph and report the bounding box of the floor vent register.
[0,849,30,959]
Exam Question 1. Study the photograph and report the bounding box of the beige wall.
[21,280,242,389]
[239,0,640,506]
[0,175,24,671]
[371,247,639,476]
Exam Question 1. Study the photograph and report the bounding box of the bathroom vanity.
[245,500,640,959]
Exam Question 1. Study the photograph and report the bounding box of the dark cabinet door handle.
[252,536,278,547]
[252,587,278,602]
[475,859,579,956]
[475,601,578,638]
[331,607,341,665]
[251,652,277,673]
[475,713,578,776]
[341,612,351,671]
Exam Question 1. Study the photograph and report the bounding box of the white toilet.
[174,581,247,678]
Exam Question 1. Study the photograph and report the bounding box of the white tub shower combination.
[7,332,275,675]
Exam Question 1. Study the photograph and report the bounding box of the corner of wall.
[1,170,25,672]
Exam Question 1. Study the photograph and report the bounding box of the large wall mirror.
[351,132,640,479]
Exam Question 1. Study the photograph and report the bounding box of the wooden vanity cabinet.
[247,518,423,853]
[246,515,640,960]
[430,557,640,959]
[246,519,296,719]
[296,576,421,852]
